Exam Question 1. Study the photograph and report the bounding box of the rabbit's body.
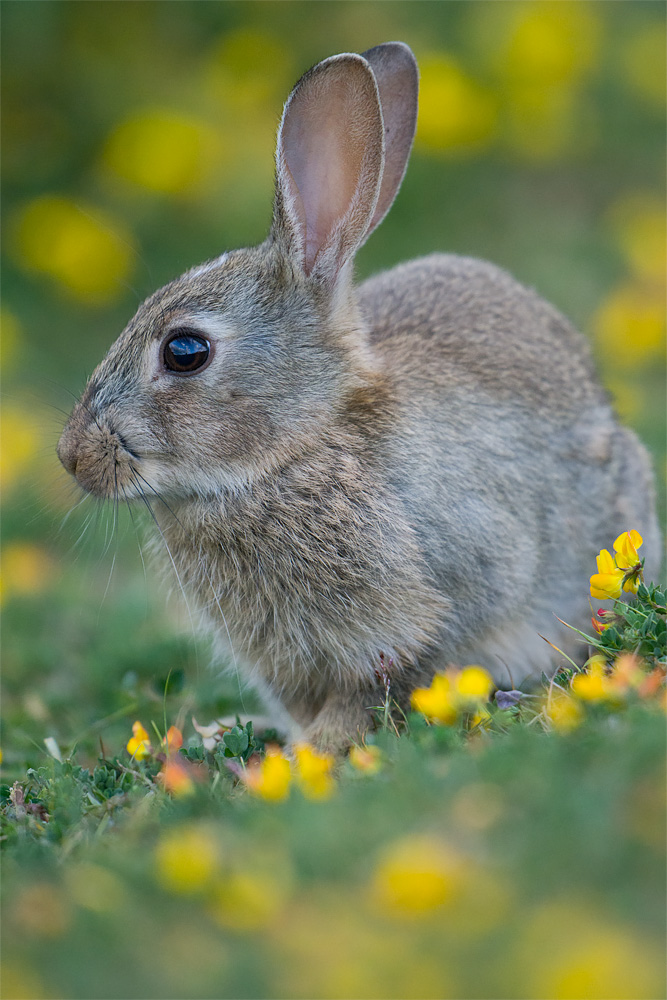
[58,44,659,750]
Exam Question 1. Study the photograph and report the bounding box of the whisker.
[131,470,243,702]
[129,472,201,678]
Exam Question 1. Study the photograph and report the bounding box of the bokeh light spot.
[13,196,133,304]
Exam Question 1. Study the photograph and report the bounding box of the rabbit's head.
[57,43,418,501]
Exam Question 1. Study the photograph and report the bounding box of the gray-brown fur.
[57,44,660,752]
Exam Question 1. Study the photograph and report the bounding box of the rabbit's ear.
[273,53,384,284]
[361,42,418,237]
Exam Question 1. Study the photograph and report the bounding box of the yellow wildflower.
[245,749,291,802]
[594,281,666,369]
[349,744,383,774]
[102,111,221,196]
[571,658,612,702]
[155,826,221,894]
[546,689,583,731]
[416,53,497,155]
[613,530,643,594]
[590,548,624,601]
[372,835,465,916]
[293,743,336,801]
[126,720,152,761]
[455,665,494,702]
[210,871,286,931]
[13,195,133,304]
[411,673,457,724]
[412,666,494,725]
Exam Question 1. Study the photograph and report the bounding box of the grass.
[1,518,665,1000]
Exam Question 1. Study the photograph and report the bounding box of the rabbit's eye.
[163,333,211,374]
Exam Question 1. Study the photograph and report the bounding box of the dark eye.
[163,332,211,374]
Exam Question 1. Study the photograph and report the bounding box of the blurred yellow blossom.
[245,748,291,802]
[349,744,383,774]
[0,406,41,495]
[412,665,494,724]
[372,835,466,916]
[103,111,222,196]
[571,657,612,702]
[63,863,127,913]
[411,672,457,724]
[416,53,497,155]
[126,720,152,761]
[155,825,221,894]
[1,542,56,602]
[1,307,21,372]
[546,688,583,731]
[205,30,294,112]
[210,871,286,931]
[0,962,48,1000]
[521,901,665,1000]
[594,281,666,368]
[293,743,336,801]
[622,24,666,111]
[496,2,601,87]
[607,193,667,284]
[454,665,494,702]
[13,195,133,304]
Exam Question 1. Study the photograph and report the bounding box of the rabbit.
[57,42,660,753]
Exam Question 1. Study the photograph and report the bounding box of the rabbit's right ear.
[272,53,384,286]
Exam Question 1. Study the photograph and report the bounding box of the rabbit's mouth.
[57,417,143,501]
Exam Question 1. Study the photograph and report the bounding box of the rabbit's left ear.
[361,42,418,238]
[273,52,384,285]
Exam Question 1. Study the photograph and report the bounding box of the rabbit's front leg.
[298,685,383,755]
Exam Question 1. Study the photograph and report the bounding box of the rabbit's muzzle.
[57,410,138,500]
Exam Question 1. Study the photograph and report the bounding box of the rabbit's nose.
[57,432,79,477]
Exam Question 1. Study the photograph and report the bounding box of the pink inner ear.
[280,65,378,274]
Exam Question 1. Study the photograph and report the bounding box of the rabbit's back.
[359,254,660,680]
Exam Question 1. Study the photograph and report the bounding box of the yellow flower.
[126,720,152,761]
[349,744,383,774]
[1,542,56,602]
[245,749,291,802]
[0,406,41,496]
[594,281,666,369]
[495,2,600,88]
[613,530,642,570]
[210,872,285,931]
[412,666,494,725]
[546,689,583,731]
[411,673,457,724]
[607,193,667,284]
[293,744,336,801]
[455,666,494,702]
[571,658,612,703]
[155,826,221,894]
[590,548,624,601]
[372,835,466,916]
[416,53,497,156]
[12,195,133,304]
[102,110,221,196]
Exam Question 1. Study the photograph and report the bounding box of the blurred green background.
[1,5,666,999]
[2,0,665,764]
